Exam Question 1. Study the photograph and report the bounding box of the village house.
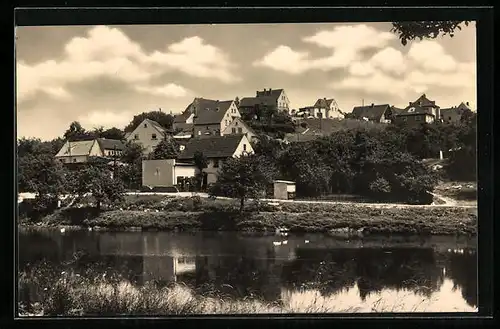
[142,134,254,190]
[221,117,258,141]
[55,138,125,164]
[392,94,441,125]
[439,102,473,124]
[349,103,393,123]
[125,118,169,155]
[239,88,290,117]
[297,98,344,119]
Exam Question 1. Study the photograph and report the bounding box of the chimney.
[371,103,374,107]
[466,102,470,106]
[409,102,412,106]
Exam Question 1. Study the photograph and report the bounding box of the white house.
[126,118,168,155]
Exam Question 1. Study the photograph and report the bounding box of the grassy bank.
[19,264,475,316]
[22,197,478,236]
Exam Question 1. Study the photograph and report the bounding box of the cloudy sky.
[16,22,476,140]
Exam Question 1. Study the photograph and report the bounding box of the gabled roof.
[193,100,234,125]
[256,88,284,100]
[239,96,277,108]
[55,140,96,157]
[174,112,192,123]
[144,118,166,133]
[351,104,390,121]
[226,117,258,136]
[173,122,194,133]
[177,134,245,160]
[96,138,125,151]
[409,94,437,108]
[313,98,335,109]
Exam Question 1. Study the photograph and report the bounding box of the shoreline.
[19,202,478,236]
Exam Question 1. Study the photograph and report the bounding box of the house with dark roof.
[177,134,254,185]
[239,88,290,117]
[126,118,169,155]
[297,98,344,119]
[55,138,125,164]
[350,103,393,123]
[393,94,441,125]
[178,98,242,138]
[439,102,473,124]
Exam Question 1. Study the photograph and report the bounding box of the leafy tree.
[151,138,180,160]
[70,165,125,210]
[118,142,145,190]
[193,151,208,190]
[391,21,471,46]
[124,111,174,133]
[210,154,276,212]
[63,121,92,141]
[101,127,125,140]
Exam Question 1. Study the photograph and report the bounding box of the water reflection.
[18,230,477,312]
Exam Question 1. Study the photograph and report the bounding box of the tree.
[210,154,276,212]
[151,138,180,160]
[70,165,125,210]
[124,111,174,133]
[63,121,92,141]
[391,21,471,46]
[118,142,145,190]
[101,127,125,140]
[193,151,208,190]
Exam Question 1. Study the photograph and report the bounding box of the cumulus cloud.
[407,40,458,72]
[135,83,189,98]
[77,110,132,130]
[16,26,236,103]
[254,24,396,73]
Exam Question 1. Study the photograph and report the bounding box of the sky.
[16,22,476,140]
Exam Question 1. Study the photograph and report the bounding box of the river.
[18,229,477,313]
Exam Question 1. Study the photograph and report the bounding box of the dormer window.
[408,107,416,113]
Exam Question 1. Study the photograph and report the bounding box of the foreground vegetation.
[19,260,476,316]
[19,195,477,236]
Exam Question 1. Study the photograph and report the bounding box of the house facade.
[298,98,344,119]
[221,117,258,141]
[177,134,254,185]
[55,138,125,164]
[126,118,168,154]
[350,104,393,123]
[393,94,440,125]
[191,99,241,137]
[440,102,473,124]
[239,88,290,117]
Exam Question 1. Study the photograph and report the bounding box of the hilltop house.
[440,102,473,124]
[239,88,290,117]
[350,103,393,123]
[142,134,254,190]
[297,98,344,119]
[125,118,169,155]
[222,117,258,141]
[393,94,441,125]
[55,138,125,164]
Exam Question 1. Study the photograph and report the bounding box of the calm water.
[18,229,478,313]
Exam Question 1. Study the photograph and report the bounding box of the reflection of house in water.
[98,233,197,284]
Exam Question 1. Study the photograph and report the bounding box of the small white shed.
[273,180,296,200]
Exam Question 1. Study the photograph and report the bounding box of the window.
[213,160,219,168]
[206,126,209,130]
[225,120,228,126]
[238,127,243,133]
[59,159,65,163]
[152,133,157,140]
[232,128,236,133]
[72,158,77,163]
[198,131,201,136]
[235,121,238,126]
[243,144,247,151]
[449,116,452,120]
[134,134,139,140]
[144,123,148,128]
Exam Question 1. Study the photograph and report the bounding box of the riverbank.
[18,266,476,316]
[20,197,477,236]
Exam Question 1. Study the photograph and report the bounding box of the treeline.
[211,112,477,206]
